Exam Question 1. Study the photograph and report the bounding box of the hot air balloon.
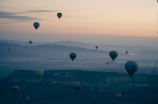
[12,86,19,94]
[25,97,30,100]
[29,41,32,44]
[95,46,98,49]
[116,93,121,98]
[33,22,40,29]
[76,82,80,84]
[125,61,138,77]
[57,13,62,19]
[8,47,12,51]
[36,69,44,78]
[109,51,118,61]
[74,85,82,93]
[107,62,109,65]
[69,52,77,61]
[126,51,128,55]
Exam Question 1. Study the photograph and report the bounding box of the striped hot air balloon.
[12,86,19,94]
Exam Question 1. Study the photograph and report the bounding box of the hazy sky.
[0,0,158,45]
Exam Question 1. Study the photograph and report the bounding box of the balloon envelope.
[29,41,32,44]
[75,85,82,93]
[109,51,118,61]
[25,97,30,100]
[12,86,19,94]
[36,69,44,78]
[95,46,98,49]
[69,52,77,61]
[8,47,12,51]
[33,22,40,29]
[57,13,62,19]
[125,61,138,77]
[116,93,121,98]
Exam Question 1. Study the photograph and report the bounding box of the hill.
[0,70,157,104]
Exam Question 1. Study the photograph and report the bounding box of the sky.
[0,0,158,45]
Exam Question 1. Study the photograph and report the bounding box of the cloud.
[82,34,157,39]
[0,6,8,8]
[0,11,41,21]
[0,22,8,24]
[20,10,56,13]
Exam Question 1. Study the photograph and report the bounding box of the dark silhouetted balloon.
[29,41,32,44]
[75,85,82,93]
[109,51,118,61]
[69,52,76,61]
[95,46,98,49]
[57,13,62,19]
[125,61,138,77]
[33,22,40,29]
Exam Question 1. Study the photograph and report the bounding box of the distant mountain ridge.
[0,42,109,60]
[0,39,157,70]
[0,42,127,72]
[0,39,154,52]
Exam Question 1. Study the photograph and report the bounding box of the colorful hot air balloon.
[57,13,62,19]
[116,93,121,98]
[69,52,77,61]
[74,85,82,93]
[109,51,118,61]
[29,41,32,44]
[36,69,44,78]
[125,61,138,77]
[33,22,40,29]
[95,46,98,49]
[126,51,128,55]
[12,86,19,94]
[8,47,12,51]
